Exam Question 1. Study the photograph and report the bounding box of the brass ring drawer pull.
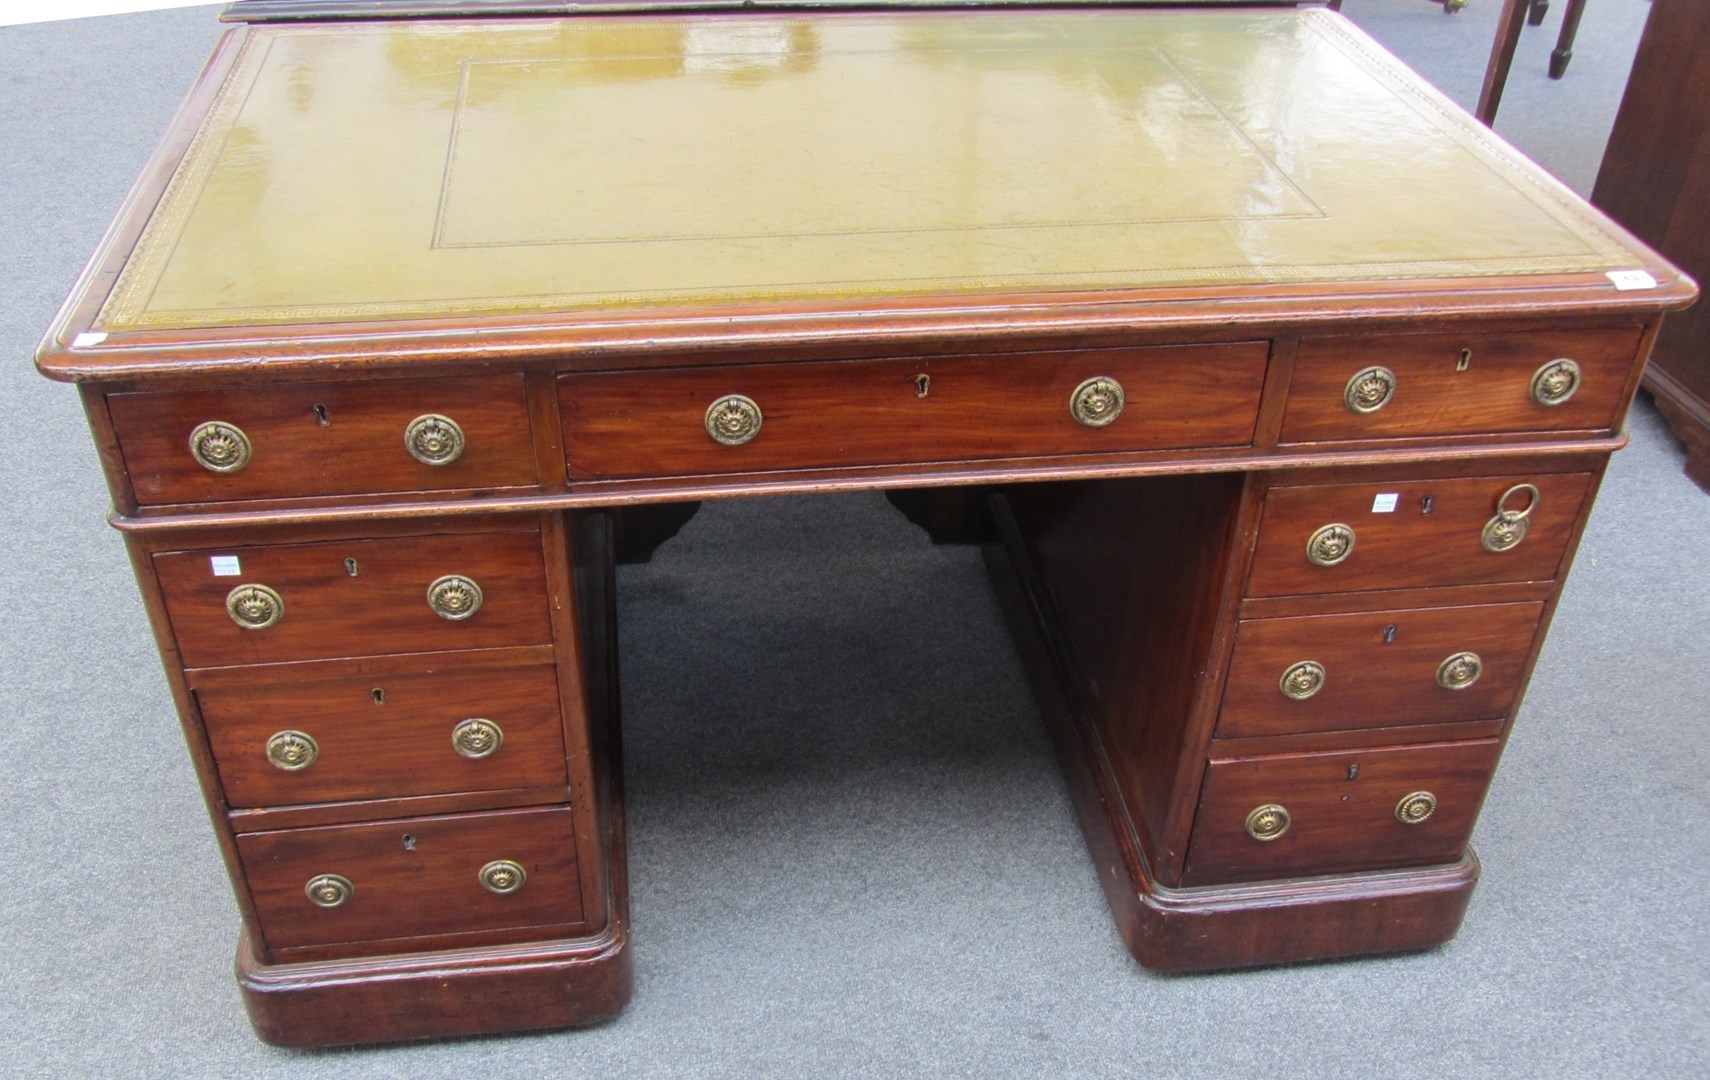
[427,575,483,620]
[1530,358,1581,407]
[479,859,527,894]
[1344,366,1396,414]
[1306,523,1355,567]
[452,718,504,759]
[1395,791,1438,824]
[304,873,354,909]
[1279,660,1326,701]
[226,584,284,630]
[705,394,763,446]
[404,413,465,466]
[1070,376,1126,427]
[1481,482,1539,553]
[189,420,252,473]
[266,730,319,771]
[1244,803,1291,842]
[1436,651,1483,690]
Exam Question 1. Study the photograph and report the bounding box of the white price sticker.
[210,555,241,577]
[1607,270,1658,291]
[1371,493,1399,513]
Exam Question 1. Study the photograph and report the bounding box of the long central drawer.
[559,344,1269,479]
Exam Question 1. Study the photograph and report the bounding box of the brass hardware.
[266,730,319,771]
[1481,483,1540,553]
[1306,523,1356,567]
[1383,624,1398,644]
[427,575,483,620]
[343,557,359,577]
[1279,660,1327,701]
[304,873,353,908]
[1436,651,1483,690]
[1070,376,1125,427]
[1347,764,1360,780]
[1343,366,1396,413]
[225,584,283,630]
[479,859,527,894]
[405,413,465,466]
[1395,791,1438,824]
[188,421,251,473]
[452,718,504,759]
[371,688,385,706]
[1457,348,1472,372]
[1245,804,1291,842]
[705,395,763,446]
[312,403,330,426]
[914,374,931,398]
[1421,495,1434,515]
[1530,358,1581,407]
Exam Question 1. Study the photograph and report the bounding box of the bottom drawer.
[1182,739,1502,885]
[237,805,584,955]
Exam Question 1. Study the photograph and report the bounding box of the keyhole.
[1421,495,1434,515]
[914,374,931,398]
[402,834,416,851]
[313,403,331,426]
[1383,624,1397,644]
[344,557,359,577]
[1347,765,1360,780]
[371,688,385,706]
[1457,349,1472,372]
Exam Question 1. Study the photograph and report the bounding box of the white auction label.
[1607,270,1659,291]
[1371,493,1399,513]
[210,555,242,577]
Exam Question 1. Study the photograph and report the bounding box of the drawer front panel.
[1247,472,1593,597]
[1217,602,1546,738]
[237,806,583,952]
[1280,327,1641,443]
[156,530,551,668]
[201,661,568,808]
[1183,739,1502,884]
[560,344,1269,480]
[109,376,537,506]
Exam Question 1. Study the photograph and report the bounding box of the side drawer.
[108,375,537,506]
[1182,739,1502,885]
[155,529,551,668]
[1279,326,1641,443]
[198,659,569,809]
[1216,602,1545,738]
[1246,472,1593,597]
[237,805,584,955]
[559,343,1269,480]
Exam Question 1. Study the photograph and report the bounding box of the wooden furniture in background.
[37,5,1692,1047]
[1477,0,1590,124]
[1593,0,1710,491]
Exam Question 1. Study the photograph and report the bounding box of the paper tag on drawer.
[1607,269,1658,290]
[210,555,241,577]
[1371,493,1399,513]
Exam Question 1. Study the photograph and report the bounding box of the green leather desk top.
[91,8,1654,334]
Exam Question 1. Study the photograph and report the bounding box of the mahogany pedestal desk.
[37,5,1694,1048]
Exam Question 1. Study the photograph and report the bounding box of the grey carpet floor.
[2,1,1706,1075]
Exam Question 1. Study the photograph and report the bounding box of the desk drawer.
[237,806,583,954]
[1246,472,1593,598]
[108,376,537,507]
[1217,602,1545,739]
[200,659,568,809]
[559,344,1268,480]
[156,529,551,668]
[1279,327,1641,443]
[1182,739,1502,885]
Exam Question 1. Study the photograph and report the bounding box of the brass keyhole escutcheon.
[1481,483,1540,553]
[404,413,465,466]
[225,584,283,630]
[266,730,319,772]
[304,873,353,909]
[1245,804,1291,842]
[1070,376,1125,427]
[479,859,528,895]
[705,395,763,446]
[188,420,251,474]
[1306,523,1356,567]
[914,374,931,398]
[1395,791,1438,825]
[1279,660,1327,701]
[1530,358,1581,407]
[1436,651,1483,690]
[427,575,483,621]
[452,718,504,760]
[1343,366,1396,414]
